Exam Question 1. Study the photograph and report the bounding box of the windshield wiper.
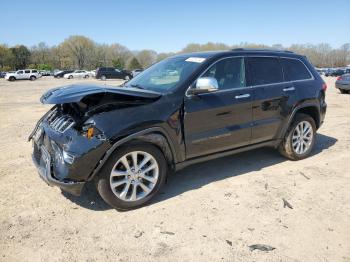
[130,84,144,89]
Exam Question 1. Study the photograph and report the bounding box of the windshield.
[125,56,205,93]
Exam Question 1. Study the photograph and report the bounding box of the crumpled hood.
[40,84,161,104]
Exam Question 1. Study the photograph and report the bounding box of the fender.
[87,127,177,180]
[279,103,320,139]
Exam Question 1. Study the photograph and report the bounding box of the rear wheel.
[9,76,16,81]
[68,75,73,79]
[340,89,348,94]
[101,75,106,81]
[278,113,316,160]
[84,75,89,78]
[96,143,167,210]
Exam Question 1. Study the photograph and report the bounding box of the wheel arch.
[280,104,321,139]
[88,127,177,181]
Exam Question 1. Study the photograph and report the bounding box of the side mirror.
[188,77,218,95]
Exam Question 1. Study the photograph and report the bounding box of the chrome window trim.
[185,55,315,97]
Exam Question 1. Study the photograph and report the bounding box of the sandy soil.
[0,76,349,262]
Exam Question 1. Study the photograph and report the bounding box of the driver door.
[184,57,253,158]
[16,70,25,79]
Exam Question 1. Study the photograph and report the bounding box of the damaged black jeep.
[29,49,326,210]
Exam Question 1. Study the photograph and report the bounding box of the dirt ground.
[0,76,349,262]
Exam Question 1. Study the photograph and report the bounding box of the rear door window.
[25,70,30,73]
[281,58,312,81]
[247,57,283,86]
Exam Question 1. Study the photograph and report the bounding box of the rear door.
[247,56,296,143]
[184,57,253,158]
[114,69,123,79]
[24,69,31,79]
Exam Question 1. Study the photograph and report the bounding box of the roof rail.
[231,48,294,53]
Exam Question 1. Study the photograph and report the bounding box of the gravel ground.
[0,76,349,262]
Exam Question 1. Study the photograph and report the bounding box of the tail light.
[337,76,342,81]
[322,83,327,91]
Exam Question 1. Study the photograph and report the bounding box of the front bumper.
[32,142,85,196]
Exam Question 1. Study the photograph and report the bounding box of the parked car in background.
[326,69,345,77]
[0,72,7,78]
[54,70,74,78]
[324,69,334,77]
[5,69,41,81]
[39,70,51,76]
[335,74,350,94]
[89,70,96,77]
[96,67,132,80]
[131,69,143,78]
[29,49,327,210]
[64,70,90,79]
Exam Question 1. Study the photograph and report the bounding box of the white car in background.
[5,69,41,81]
[63,70,90,79]
[88,70,96,77]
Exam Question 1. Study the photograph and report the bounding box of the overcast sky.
[1,0,349,52]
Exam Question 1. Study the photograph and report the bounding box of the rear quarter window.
[247,57,283,86]
[281,58,312,81]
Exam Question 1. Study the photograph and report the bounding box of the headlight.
[51,140,74,164]
[62,151,75,164]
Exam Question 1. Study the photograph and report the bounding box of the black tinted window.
[281,58,312,81]
[248,57,283,85]
[202,57,245,90]
[25,70,30,73]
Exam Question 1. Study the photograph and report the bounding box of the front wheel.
[96,143,167,210]
[9,76,16,81]
[278,113,316,160]
[68,75,73,79]
[100,75,106,81]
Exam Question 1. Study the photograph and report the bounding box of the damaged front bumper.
[32,141,85,196]
[29,109,110,196]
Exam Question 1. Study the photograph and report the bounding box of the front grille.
[46,108,75,133]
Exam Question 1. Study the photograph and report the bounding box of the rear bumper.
[32,143,85,196]
[336,83,350,90]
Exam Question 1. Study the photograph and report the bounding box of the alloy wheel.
[292,121,313,155]
[109,151,159,202]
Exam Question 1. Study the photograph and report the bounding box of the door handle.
[235,94,250,99]
[283,87,295,92]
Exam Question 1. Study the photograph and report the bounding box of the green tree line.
[0,35,349,71]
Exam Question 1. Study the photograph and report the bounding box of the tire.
[340,89,348,94]
[124,75,130,81]
[68,75,73,79]
[96,143,167,210]
[101,75,106,81]
[30,76,36,81]
[84,75,89,78]
[9,76,16,81]
[278,113,316,161]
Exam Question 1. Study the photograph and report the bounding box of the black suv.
[29,49,327,210]
[95,67,132,80]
